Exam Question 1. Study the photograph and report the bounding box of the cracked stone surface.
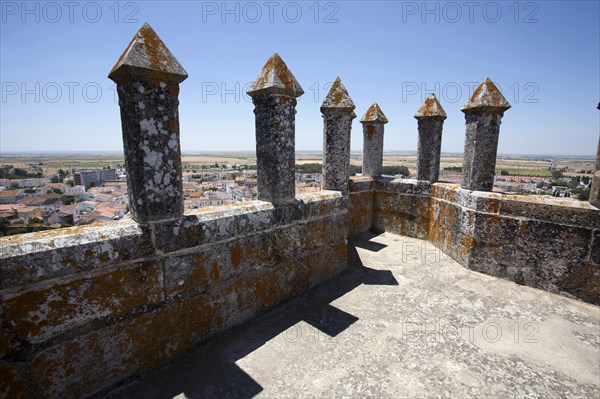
[108,232,599,399]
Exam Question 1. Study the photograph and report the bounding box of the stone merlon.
[360,103,388,124]
[108,22,188,84]
[415,93,447,120]
[247,53,304,98]
[462,78,511,114]
[320,77,355,114]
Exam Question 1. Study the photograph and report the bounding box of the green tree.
[382,166,410,176]
[500,170,510,176]
[27,217,43,225]
[349,165,362,176]
[13,168,27,177]
[9,183,20,190]
[551,170,564,179]
[296,163,323,174]
[577,188,590,201]
[62,196,76,205]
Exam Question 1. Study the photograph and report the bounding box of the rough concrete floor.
[108,232,600,399]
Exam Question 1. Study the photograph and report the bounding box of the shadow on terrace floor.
[105,231,600,398]
[104,231,396,399]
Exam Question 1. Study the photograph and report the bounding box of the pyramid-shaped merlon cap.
[109,23,188,84]
[247,53,304,98]
[321,77,356,113]
[360,103,388,124]
[462,78,511,113]
[415,93,447,120]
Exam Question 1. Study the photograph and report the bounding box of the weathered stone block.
[427,199,445,244]
[348,176,374,193]
[153,201,274,253]
[449,231,474,266]
[307,240,348,289]
[431,183,460,204]
[517,220,591,261]
[590,230,600,265]
[499,196,600,229]
[267,224,305,260]
[431,183,502,213]
[304,213,348,250]
[557,262,600,305]
[374,177,431,196]
[515,221,592,294]
[457,189,502,213]
[298,190,347,219]
[164,235,272,298]
[468,243,525,283]
[373,193,430,240]
[0,220,153,289]
[349,191,373,236]
[473,213,520,246]
[30,294,223,398]
[2,261,163,345]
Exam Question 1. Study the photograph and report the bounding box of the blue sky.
[1,0,599,155]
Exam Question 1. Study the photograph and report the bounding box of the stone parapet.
[0,191,348,398]
[348,176,374,236]
[372,178,432,240]
[349,178,599,305]
[429,183,599,304]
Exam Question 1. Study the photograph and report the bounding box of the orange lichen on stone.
[415,93,447,120]
[3,263,163,343]
[349,192,372,235]
[108,22,188,84]
[320,76,355,113]
[462,78,511,113]
[360,103,388,124]
[191,254,211,286]
[247,53,304,98]
[30,293,224,397]
[365,124,376,140]
[230,242,242,269]
[254,273,279,306]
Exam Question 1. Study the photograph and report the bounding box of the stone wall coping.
[433,182,599,211]
[374,177,432,195]
[349,176,374,193]
[0,220,146,258]
[0,191,343,257]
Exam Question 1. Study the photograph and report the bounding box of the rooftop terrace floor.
[107,232,600,399]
